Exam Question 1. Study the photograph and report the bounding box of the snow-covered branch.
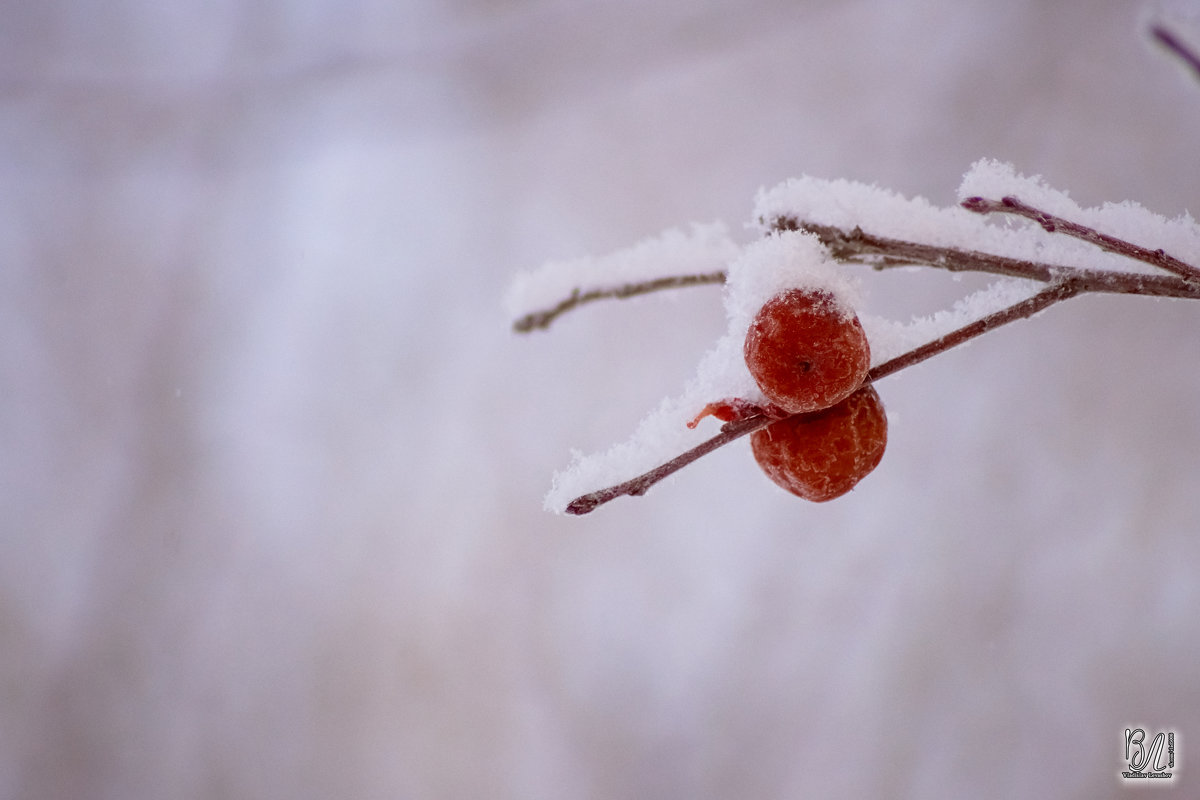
[772,215,1200,300]
[510,160,1200,514]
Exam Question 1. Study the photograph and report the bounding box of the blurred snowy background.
[3,1,1199,797]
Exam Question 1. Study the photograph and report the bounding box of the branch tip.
[511,272,726,333]
[962,195,1200,282]
[1151,23,1200,82]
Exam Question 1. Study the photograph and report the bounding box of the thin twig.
[776,217,1058,279]
[517,203,1200,334]
[961,195,1200,282]
[771,217,1200,299]
[513,271,727,332]
[565,414,772,515]
[866,282,1080,382]
[1151,24,1200,83]
[566,280,1084,514]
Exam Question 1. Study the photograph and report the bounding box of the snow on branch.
[505,222,738,332]
[511,161,1200,514]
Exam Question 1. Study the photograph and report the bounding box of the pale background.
[3,1,1199,798]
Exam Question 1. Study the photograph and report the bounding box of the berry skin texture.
[744,288,871,415]
[750,384,887,502]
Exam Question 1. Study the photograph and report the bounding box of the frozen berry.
[750,384,887,502]
[744,288,870,414]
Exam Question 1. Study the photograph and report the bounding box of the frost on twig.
[505,223,738,332]
[509,160,1200,514]
[960,195,1200,282]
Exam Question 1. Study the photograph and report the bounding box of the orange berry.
[750,384,887,501]
[744,288,870,414]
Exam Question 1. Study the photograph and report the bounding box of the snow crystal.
[503,222,739,321]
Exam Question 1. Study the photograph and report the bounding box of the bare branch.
[774,216,1057,281]
[518,199,1200,334]
[513,271,726,332]
[866,282,1080,382]
[565,414,772,515]
[769,216,1200,300]
[961,195,1200,282]
[1151,23,1200,83]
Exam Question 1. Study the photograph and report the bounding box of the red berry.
[744,288,870,414]
[750,385,887,502]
